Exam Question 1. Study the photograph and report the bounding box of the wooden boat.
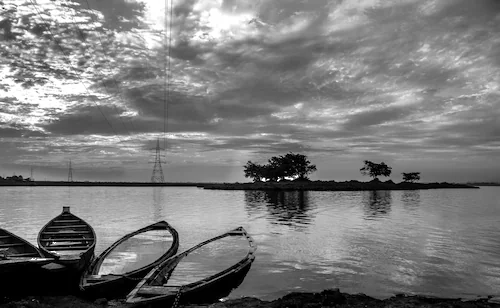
[126,226,256,307]
[37,206,96,272]
[0,228,55,274]
[0,228,56,296]
[80,221,179,299]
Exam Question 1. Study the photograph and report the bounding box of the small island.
[202,154,478,191]
[199,179,478,191]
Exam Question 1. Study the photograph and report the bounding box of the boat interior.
[84,229,175,283]
[0,229,41,258]
[39,213,95,256]
[135,229,254,297]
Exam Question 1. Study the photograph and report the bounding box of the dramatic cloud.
[1,0,499,182]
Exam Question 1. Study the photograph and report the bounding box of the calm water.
[0,186,499,300]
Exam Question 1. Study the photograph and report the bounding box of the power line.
[59,2,132,137]
[82,0,137,134]
[28,0,123,141]
[164,0,173,152]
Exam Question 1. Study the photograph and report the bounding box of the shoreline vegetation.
[0,179,479,190]
[2,289,500,308]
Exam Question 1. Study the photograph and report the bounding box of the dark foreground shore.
[2,290,500,308]
[200,180,479,191]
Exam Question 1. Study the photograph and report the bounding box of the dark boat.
[37,206,96,273]
[0,228,55,273]
[80,221,179,299]
[0,228,55,296]
[126,226,256,307]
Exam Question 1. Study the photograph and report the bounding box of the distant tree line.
[0,175,33,182]
[244,153,317,182]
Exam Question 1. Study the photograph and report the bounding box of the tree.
[267,156,289,181]
[282,152,317,180]
[243,161,265,182]
[360,160,392,180]
[242,153,317,182]
[402,172,420,183]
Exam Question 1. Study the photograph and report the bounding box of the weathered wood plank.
[137,286,180,296]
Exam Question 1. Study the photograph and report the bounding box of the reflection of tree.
[401,190,420,209]
[244,190,314,229]
[362,190,392,218]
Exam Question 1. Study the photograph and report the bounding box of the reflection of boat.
[126,226,256,307]
[80,221,179,299]
[37,206,96,272]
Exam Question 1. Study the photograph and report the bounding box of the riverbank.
[2,290,500,308]
[199,180,479,191]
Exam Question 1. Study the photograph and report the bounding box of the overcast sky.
[0,0,499,182]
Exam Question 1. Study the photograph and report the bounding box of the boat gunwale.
[80,220,179,289]
[126,226,256,304]
[37,208,96,259]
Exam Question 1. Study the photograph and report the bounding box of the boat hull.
[126,226,256,307]
[80,221,179,300]
[129,259,253,308]
[37,207,96,279]
[0,228,56,297]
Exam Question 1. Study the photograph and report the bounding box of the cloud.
[1,0,500,181]
[343,106,415,130]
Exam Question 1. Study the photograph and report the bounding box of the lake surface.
[0,186,499,300]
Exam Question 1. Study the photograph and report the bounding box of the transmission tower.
[68,160,73,182]
[150,138,166,183]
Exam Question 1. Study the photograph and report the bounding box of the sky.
[0,0,499,183]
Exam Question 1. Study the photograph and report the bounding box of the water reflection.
[362,190,392,219]
[244,191,314,230]
[401,190,421,210]
[152,187,164,221]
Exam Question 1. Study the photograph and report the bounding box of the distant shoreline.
[0,180,479,190]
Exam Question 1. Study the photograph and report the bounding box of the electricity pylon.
[68,160,73,182]
[150,138,166,183]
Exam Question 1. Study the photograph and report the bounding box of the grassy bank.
[199,180,479,191]
[2,290,500,308]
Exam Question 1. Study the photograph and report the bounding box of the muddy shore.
[2,290,500,308]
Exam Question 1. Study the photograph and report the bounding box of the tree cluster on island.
[244,153,317,182]
[360,160,421,183]
[244,156,421,184]
[0,175,33,182]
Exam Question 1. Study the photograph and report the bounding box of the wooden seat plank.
[41,231,92,235]
[0,243,24,248]
[137,286,180,296]
[39,238,88,242]
[8,253,40,257]
[53,220,81,223]
[47,246,89,251]
[46,225,89,229]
